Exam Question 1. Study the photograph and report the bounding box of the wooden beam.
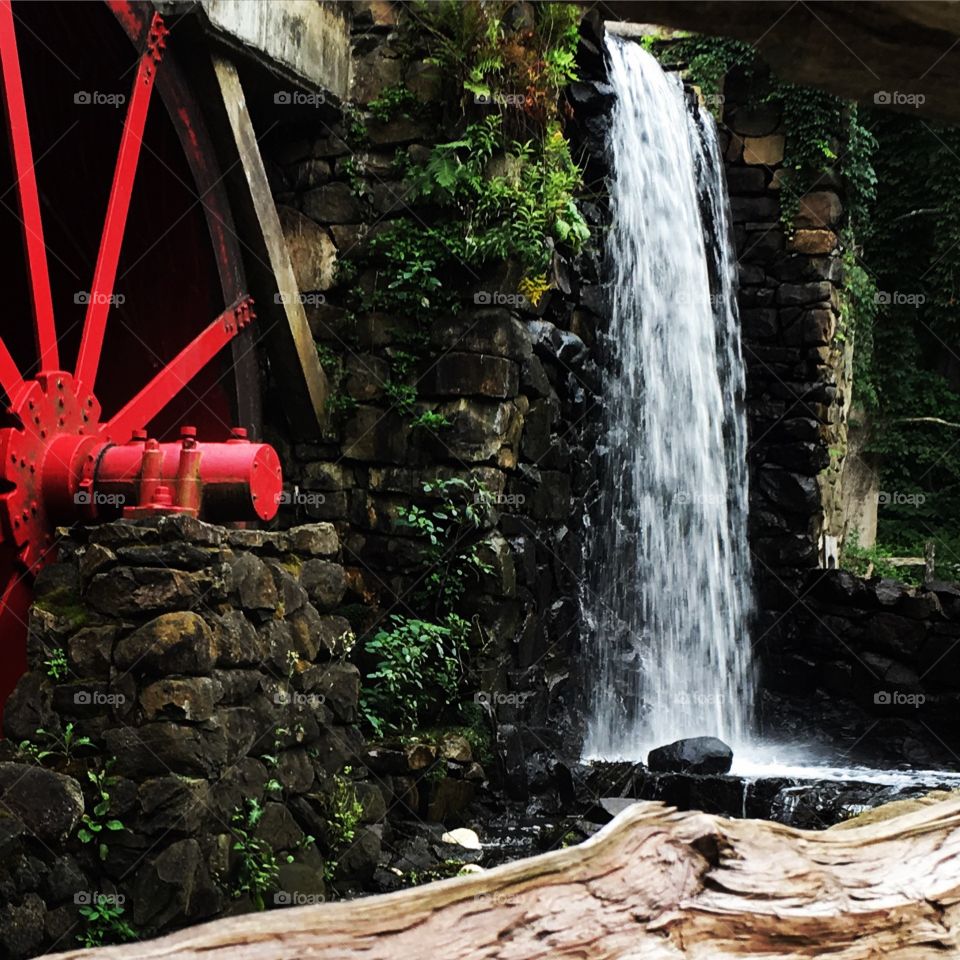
[47,797,960,959]
[204,53,329,439]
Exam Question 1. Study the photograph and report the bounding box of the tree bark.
[50,798,960,959]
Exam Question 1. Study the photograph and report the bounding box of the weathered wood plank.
[201,54,330,439]
[47,797,960,959]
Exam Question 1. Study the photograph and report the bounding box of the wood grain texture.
[49,798,960,959]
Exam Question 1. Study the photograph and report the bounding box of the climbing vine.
[655,34,876,233]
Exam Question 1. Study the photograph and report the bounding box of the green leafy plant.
[395,477,493,611]
[229,798,280,911]
[77,766,125,861]
[19,722,92,763]
[76,897,137,948]
[361,613,469,735]
[410,409,451,431]
[43,647,69,680]
[317,767,364,883]
[385,380,418,415]
[325,391,357,415]
[316,343,340,372]
[368,83,419,122]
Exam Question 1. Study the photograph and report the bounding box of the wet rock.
[647,737,733,775]
[139,677,218,722]
[230,554,278,613]
[299,559,346,611]
[113,612,216,676]
[0,765,83,843]
[0,893,45,959]
[104,723,228,778]
[86,566,204,616]
[301,181,363,224]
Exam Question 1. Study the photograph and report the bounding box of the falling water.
[583,37,754,760]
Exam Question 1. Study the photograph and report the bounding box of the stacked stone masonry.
[0,516,383,959]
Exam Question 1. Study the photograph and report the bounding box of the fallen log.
[50,797,960,959]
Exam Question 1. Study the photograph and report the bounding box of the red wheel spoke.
[75,12,167,393]
[102,297,255,442]
[0,337,22,401]
[0,0,57,371]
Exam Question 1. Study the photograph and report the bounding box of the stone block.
[776,281,833,306]
[140,677,218,722]
[86,566,206,617]
[788,229,837,254]
[342,405,410,463]
[728,102,780,136]
[431,398,522,463]
[104,723,228,778]
[310,663,360,722]
[730,195,779,222]
[285,523,339,557]
[230,553,279,613]
[212,610,266,668]
[743,134,784,164]
[0,764,83,843]
[301,181,364,224]
[431,309,531,360]
[725,166,768,194]
[113,612,216,676]
[299,559,346,611]
[758,468,820,513]
[344,353,389,401]
[426,352,519,399]
[796,191,843,228]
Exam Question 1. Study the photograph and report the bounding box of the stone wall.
[718,66,850,604]
[258,1,606,794]
[762,569,960,767]
[0,517,383,958]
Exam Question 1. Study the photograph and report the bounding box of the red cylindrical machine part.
[95,439,282,521]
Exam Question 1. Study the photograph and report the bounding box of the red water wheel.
[0,0,283,707]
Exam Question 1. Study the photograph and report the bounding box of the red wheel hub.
[0,371,101,573]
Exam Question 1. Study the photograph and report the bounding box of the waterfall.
[582,37,754,760]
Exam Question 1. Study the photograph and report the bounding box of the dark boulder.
[647,737,733,775]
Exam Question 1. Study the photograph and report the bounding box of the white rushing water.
[583,37,754,760]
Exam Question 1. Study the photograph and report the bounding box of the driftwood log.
[49,798,960,959]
